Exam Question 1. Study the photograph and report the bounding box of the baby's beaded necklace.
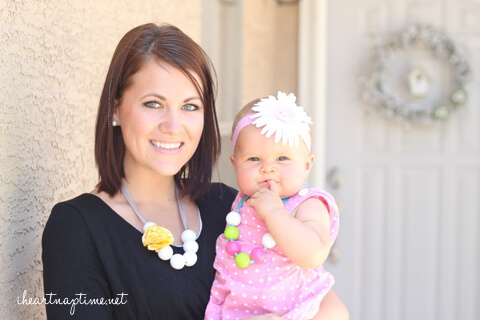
[223,195,290,268]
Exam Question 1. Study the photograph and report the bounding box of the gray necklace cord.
[121,184,188,231]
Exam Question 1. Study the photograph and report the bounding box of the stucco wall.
[0,1,200,318]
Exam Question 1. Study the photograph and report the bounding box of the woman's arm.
[42,202,113,319]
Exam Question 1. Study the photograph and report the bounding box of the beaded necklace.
[223,196,289,268]
[121,184,200,270]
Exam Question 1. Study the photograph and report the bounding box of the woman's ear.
[112,99,120,124]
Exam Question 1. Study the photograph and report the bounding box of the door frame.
[298,0,328,188]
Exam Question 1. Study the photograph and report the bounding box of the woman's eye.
[144,101,161,109]
[248,157,260,162]
[277,156,289,161]
[183,104,199,111]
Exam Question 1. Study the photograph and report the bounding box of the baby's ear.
[305,154,315,171]
[229,154,236,166]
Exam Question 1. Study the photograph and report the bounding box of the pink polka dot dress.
[204,186,340,320]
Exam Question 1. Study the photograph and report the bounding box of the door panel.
[322,1,480,319]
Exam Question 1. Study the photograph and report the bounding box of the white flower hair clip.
[232,91,313,151]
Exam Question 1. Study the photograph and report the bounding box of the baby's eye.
[277,156,289,161]
[183,104,199,111]
[144,101,161,109]
[248,157,260,162]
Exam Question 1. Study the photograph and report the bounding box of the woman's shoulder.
[196,183,237,219]
[199,182,237,203]
[45,193,114,233]
[50,193,108,216]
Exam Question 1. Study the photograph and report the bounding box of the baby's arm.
[246,182,331,269]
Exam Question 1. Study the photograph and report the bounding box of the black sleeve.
[42,202,114,319]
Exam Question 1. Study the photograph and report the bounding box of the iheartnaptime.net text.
[17,290,128,315]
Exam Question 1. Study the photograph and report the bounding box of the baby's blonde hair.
[231,98,261,137]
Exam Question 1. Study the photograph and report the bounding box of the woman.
[42,23,348,319]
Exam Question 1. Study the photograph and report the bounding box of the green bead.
[235,252,251,268]
[224,226,239,241]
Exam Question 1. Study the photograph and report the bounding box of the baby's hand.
[246,181,286,220]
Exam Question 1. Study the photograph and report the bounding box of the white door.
[306,1,480,319]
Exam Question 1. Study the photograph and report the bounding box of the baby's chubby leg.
[309,290,349,320]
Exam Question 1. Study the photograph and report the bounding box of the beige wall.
[212,0,299,188]
[0,1,201,318]
[243,0,298,104]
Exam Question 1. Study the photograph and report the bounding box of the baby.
[205,92,340,320]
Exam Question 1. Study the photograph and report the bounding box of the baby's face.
[230,125,314,198]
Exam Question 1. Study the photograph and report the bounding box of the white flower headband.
[232,91,313,151]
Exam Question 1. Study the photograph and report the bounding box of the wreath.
[362,24,472,125]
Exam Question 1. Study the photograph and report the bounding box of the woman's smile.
[150,140,183,150]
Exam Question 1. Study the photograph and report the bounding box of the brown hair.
[94,23,219,199]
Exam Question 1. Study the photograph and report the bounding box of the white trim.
[298,0,328,188]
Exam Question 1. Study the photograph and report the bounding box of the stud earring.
[112,120,119,127]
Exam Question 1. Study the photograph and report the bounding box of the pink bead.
[250,247,266,263]
[226,241,241,256]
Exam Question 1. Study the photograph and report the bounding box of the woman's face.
[114,59,204,179]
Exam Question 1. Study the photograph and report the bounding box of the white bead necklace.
[121,185,200,270]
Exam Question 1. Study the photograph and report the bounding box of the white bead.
[181,229,197,242]
[158,246,173,260]
[226,211,242,226]
[298,188,308,196]
[183,251,198,267]
[143,222,156,233]
[170,253,186,270]
[183,240,199,253]
[262,233,276,249]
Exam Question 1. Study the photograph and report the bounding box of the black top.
[42,183,237,320]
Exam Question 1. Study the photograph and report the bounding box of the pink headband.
[231,114,256,150]
[231,91,312,151]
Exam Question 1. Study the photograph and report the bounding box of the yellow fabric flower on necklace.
[142,224,174,252]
